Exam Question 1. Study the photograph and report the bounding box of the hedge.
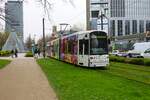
[144,58,150,66]
[0,50,11,57]
[127,58,144,65]
[110,56,126,63]
[110,55,150,66]
[25,51,33,57]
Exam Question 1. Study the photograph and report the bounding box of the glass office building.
[87,0,150,42]
[89,0,109,31]
[5,0,24,41]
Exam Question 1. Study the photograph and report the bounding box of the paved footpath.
[0,57,58,100]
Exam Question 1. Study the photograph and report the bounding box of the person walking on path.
[11,49,14,58]
[37,48,41,57]
[14,48,18,58]
[34,47,38,59]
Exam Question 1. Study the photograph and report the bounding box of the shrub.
[117,57,126,63]
[110,56,145,65]
[128,58,144,65]
[144,59,150,66]
[0,50,11,57]
[109,56,126,63]
[109,55,118,62]
[124,58,130,63]
[25,51,33,57]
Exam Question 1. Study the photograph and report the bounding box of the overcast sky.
[24,0,86,41]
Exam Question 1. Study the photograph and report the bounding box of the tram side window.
[84,40,89,55]
[79,40,83,55]
[68,40,72,54]
[64,41,67,54]
[79,40,89,55]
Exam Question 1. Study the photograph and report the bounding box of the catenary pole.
[42,0,46,58]
[101,11,103,30]
[43,18,46,58]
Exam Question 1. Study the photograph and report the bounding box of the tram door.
[78,39,89,66]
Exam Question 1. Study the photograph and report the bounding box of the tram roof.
[62,30,106,39]
[48,30,107,43]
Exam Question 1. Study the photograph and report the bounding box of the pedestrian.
[34,47,38,59]
[37,48,41,57]
[14,48,18,58]
[11,49,14,58]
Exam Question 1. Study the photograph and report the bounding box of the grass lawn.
[37,59,150,100]
[0,59,11,69]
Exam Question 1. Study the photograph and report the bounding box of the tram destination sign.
[91,36,107,39]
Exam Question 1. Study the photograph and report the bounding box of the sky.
[24,0,86,41]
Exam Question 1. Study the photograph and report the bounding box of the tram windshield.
[90,32,108,55]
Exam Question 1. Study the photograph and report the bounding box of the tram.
[47,30,109,67]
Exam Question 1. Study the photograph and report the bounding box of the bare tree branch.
[36,0,74,22]
[69,0,75,7]
[0,0,75,28]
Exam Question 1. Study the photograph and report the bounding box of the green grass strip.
[37,58,150,100]
[0,59,11,69]
[101,62,150,84]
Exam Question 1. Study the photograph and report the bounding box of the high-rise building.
[86,0,109,30]
[87,0,150,43]
[3,0,24,52]
[5,0,23,41]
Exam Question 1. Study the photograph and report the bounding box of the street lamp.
[98,9,108,31]
[43,18,46,58]
[98,11,104,30]
[42,0,46,58]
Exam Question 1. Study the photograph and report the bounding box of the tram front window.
[90,34,108,55]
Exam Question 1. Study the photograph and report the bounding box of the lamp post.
[42,0,46,58]
[43,18,46,58]
[100,11,104,30]
[98,8,108,30]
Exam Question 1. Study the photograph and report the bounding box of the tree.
[25,35,33,50]
[0,0,74,25]
[0,0,74,26]
[0,32,9,50]
[0,0,74,49]
[37,35,51,50]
